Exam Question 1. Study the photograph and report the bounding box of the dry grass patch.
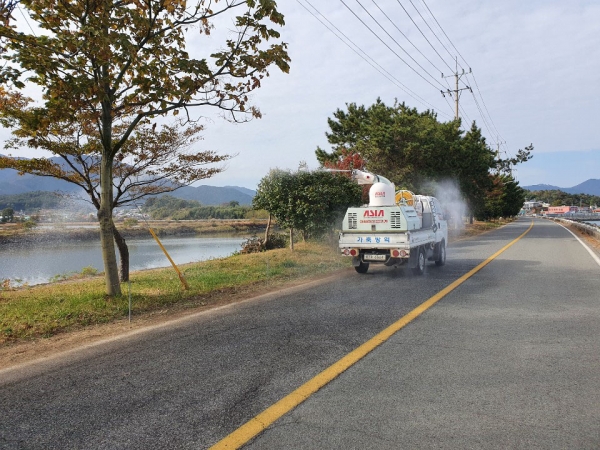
[0,242,346,344]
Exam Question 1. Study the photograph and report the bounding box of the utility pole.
[496,140,508,175]
[496,139,506,157]
[441,58,472,121]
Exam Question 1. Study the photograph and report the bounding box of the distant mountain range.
[4,155,598,202]
[165,185,255,205]
[522,179,600,196]
[0,168,81,195]
[0,158,255,205]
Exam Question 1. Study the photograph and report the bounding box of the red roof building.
[547,206,578,215]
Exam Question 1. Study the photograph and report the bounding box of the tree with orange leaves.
[0,0,289,295]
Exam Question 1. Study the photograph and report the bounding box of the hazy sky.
[5,0,600,190]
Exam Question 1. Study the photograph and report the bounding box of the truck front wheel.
[355,261,369,274]
[412,247,425,275]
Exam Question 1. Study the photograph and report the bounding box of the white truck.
[339,170,448,274]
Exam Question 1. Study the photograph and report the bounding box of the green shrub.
[240,235,264,254]
[265,233,287,250]
[81,266,99,276]
[22,219,38,229]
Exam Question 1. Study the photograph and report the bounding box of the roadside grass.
[0,219,518,346]
[454,219,507,237]
[0,242,347,344]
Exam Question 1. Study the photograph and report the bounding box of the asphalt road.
[1,218,599,449]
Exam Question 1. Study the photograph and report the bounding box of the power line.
[419,0,468,70]
[368,0,445,76]
[418,0,510,153]
[407,0,456,66]
[339,0,446,90]
[353,0,445,87]
[469,92,495,138]
[17,5,37,36]
[458,104,472,127]
[418,0,506,156]
[302,0,507,145]
[466,72,506,145]
[441,93,455,118]
[371,0,514,161]
[298,0,450,117]
[392,0,453,73]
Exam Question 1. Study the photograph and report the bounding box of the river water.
[0,235,247,286]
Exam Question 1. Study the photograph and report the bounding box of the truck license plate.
[364,254,387,261]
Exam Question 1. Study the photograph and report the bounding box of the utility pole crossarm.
[441,57,472,121]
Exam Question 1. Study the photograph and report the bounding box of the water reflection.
[0,235,246,286]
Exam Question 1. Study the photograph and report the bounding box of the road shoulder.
[0,270,348,371]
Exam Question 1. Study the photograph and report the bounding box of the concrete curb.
[551,217,600,240]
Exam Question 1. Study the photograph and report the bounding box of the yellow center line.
[210,220,535,449]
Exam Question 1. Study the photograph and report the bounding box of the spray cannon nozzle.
[323,168,377,184]
[351,169,393,186]
[323,168,393,187]
[351,170,375,185]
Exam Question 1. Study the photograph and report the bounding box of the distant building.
[523,201,542,210]
[547,206,578,215]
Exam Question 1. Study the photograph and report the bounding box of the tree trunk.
[98,158,121,296]
[113,225,129,282]
[264,214,272,249]
[289,228,294,251]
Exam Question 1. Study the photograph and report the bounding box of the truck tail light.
[349,248,358,257]
[391,249,400,258]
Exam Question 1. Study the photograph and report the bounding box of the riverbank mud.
[0,220,267,246]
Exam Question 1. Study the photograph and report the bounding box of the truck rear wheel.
[435,240,446,266]
[355,261,369,274]
[412,247,425,275]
